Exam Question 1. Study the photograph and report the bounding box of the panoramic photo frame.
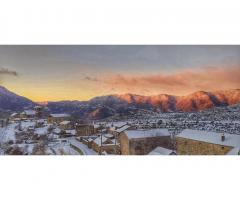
[0,45,240,155]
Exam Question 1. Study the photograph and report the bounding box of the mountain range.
[0,86,35,111]
[32,88,240,119]
[1,85,240,119]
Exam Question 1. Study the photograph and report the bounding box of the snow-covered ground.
[69,138,97,155]
[1,103,239,155]
[48,141,80,155]
[0,120,81,155]
[0,123,18,144]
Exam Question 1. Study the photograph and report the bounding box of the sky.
[0,45,240,102]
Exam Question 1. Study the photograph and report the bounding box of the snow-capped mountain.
[46,89,240,119]
[1,85,240,119]
[87,89,240,112]
[0,86,35,111]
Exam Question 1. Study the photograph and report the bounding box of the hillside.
[46,89,240,119]
[0,86,35,111]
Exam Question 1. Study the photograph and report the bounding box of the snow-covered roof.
[21,121,36,129]
[124,128,170,139]
[53,128,61,134]
[65,129,76,135]
[109,127,116,131]
[60,120,71,125]
[227,147,240,155]
[10,113,18,117]
[88,138,94,142]
[148,146,173,155]
[106,122,127,128]
[22,110,36,116]
[115,125,130,133]
[114,122,127,128]
[93,135,111,146]
[37,119,45,123]
[34,106,42,109]
[49,114,70,118]
[93,124,100,128]
[176,129,240,148]
[34,126,49,135]
[104,133,114,138]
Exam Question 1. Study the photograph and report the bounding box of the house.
[59,120,72,130]
[148,146,176,155]
[65,129,76,136]
[76,124,94,136]
[119,128,171,155]
[52,128,62,135]
[113,124,132,143]
[176,129,240,155]
[10,113,20,120]
[35,119,45,128]
[34,106,44,118]
[20,110,36,119]
[93,123,104,133]
[92,135,119,154]
[80,137,96,148]
[107,122,128,133]
[47,114,71,124]
[115,124,132,135]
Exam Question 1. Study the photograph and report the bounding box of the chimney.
[221,133,225,142]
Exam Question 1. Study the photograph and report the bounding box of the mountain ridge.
[1,85,240,119]
[46,89,240,119]
[0,86,35,111]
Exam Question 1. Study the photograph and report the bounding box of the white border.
[0,0,240,44]
[0,156,240,200]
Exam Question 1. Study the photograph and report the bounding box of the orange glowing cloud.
[85,65,240,96]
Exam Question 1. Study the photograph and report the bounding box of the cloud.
[84,76,99,82]
[96,65,240,95]
[0,67,18,76]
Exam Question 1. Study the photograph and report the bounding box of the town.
[0,103,240,155]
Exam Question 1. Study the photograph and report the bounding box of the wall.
[119,134,171,155]
[47,116,70,124]
[176,137,233,155]
[76,125,94,136]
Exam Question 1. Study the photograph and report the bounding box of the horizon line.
[1,85,240,103]
[33,89,240,103]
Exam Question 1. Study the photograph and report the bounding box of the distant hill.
[0,86,35,111]
[46,89,240,119]
[1,85,240,119]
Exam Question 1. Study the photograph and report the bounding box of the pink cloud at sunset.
[90,65,240,96]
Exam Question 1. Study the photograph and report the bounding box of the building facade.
[176,129,240,155]
[119,129,171,155]
[47,114,71,124]
[76,124,95,136]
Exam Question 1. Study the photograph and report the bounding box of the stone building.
[47,114,71,124]
[34,106,44,118]
[119,128,171,155]
[176,129,240,155]
[59,120,72,130]
[10,113,20,120]
[76,124,95,136]
[92,135,119,154]
[20,110,36,119]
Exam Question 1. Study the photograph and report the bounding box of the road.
[69,138,97,155]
